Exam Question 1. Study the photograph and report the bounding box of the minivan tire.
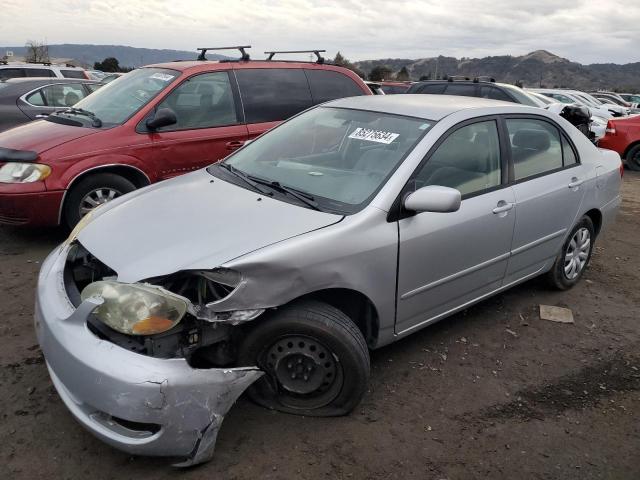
[625,144,640,171]
[546,215,595,290]
[63,173,136,229]
[238,300,370,417]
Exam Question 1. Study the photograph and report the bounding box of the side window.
[479,86,513,102]
[305,69,364,104]
[61,70,86,79]
[85,83,102,93]
[0,68,26,79]
[155,72,238,131]
[414,120,501,196]
[444,84,477,97]
[26,68,55,77]
[506,118,563,180]
[416,83,446,94]
[235,68,312,123]
[26,90,46,106]
[562,135,578,166]
[40,84,87,107]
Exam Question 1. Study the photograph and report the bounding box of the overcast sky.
[2,0,639,64]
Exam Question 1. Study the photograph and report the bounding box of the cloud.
[1,0,638,63]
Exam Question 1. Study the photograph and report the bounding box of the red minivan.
[0,54,370,227]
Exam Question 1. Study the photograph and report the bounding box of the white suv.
[0,62,88,80]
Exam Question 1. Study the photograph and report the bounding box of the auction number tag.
[348,128,399,144]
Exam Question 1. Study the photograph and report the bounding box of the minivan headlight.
[81,281,188,335]
[0,163,51,183]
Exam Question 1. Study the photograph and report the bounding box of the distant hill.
[0,44,229,68]
[355,50,640,91]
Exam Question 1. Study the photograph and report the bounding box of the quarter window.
[155,72,238,130]
[235,68,313,123]
[305,69,364,104]
[26,90,46,106]
[506,118,563,180]
[414,120,502,196]
[562,135,578,166]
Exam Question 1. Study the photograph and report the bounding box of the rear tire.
[63,173,136,229]
[238,300,370,417]
[625,144,640,171]
[546,216,594,290]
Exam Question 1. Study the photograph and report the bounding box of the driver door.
[147,71,248,179]
[395,119,515,335]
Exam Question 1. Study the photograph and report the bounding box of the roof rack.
[196,46,251,61]
[264,50,326,64]
[473,76,495,83]
[446,75,471,82]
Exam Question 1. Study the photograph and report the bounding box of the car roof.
[144,59,353,74]
[0,77,98,85]
[325,94,525,120]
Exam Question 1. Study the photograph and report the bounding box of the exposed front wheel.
[238,300,370,417]
[546,216,595,290]
[63,173,136,229]
[625,144,640,171]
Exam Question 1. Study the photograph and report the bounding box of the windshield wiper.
[217,163,271,195]
[246,175,322,211]
[60,107,103,127]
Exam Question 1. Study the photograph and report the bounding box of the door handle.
[225,141,245,151]
[492,201,514,214]
[568,177,583,189]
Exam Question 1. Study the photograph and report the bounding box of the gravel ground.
[1,171,639,480]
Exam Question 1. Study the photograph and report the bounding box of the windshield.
[499,84,539,107]
[50,68,179,127]
[211,106,432,213]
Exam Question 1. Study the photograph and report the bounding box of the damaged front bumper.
[34,246,263,466]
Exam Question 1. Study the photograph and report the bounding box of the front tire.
[625,144,640,171]
[63,173,136,229]
[238,300,370,417]
[546,215,595,290]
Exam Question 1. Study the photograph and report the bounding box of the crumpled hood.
[0,120,100,154]
[77,170,343,282]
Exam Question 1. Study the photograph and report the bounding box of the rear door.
[503,116,586,284]
[145,71,249,179]
[395,118,516,334]
[234,67,313,140]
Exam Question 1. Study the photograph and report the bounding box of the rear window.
[235,68,312,123]
[305,69,364,104]
[25,68,55,78]
[479,85,513,102]
[61,70,86,79]
[444,84,477,97]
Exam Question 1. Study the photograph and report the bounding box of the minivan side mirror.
[146,108,177,130]
[404,185,461,213]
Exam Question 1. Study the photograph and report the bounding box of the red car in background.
[0,48,371,228]
[599,116,640,171]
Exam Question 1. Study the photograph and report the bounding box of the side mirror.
[146,108,177,130]
[404,185,461,213]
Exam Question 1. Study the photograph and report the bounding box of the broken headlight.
[81,281,188,335]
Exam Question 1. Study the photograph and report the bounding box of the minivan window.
[215,106,432,213]
[415,83,446,94]
[61,70,86,79]
[444,84,476,97]
[506,118,563,180]
[155,72,238,130]
[305,69,364,104]
[26,68,55,78]
[0,68,25,79]
[235,68,313,123]
[51,67,179,127]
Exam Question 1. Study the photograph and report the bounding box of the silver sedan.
[36,95,622,465]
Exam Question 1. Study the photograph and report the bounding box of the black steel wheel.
[239,300,369,417]
[625,144,640,171]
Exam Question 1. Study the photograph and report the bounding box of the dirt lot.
[1,171,639,480]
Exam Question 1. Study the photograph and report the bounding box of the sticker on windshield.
[348,128,399,144]
[149,73,174,82]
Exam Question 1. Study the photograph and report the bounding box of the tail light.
[605,121,616,136]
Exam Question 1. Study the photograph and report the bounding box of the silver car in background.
[35,95,622,465]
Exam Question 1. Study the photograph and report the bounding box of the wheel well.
[296,289,379,348]
[584,208,602,237]
[623,141,640,159]
[67,165,151,192]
